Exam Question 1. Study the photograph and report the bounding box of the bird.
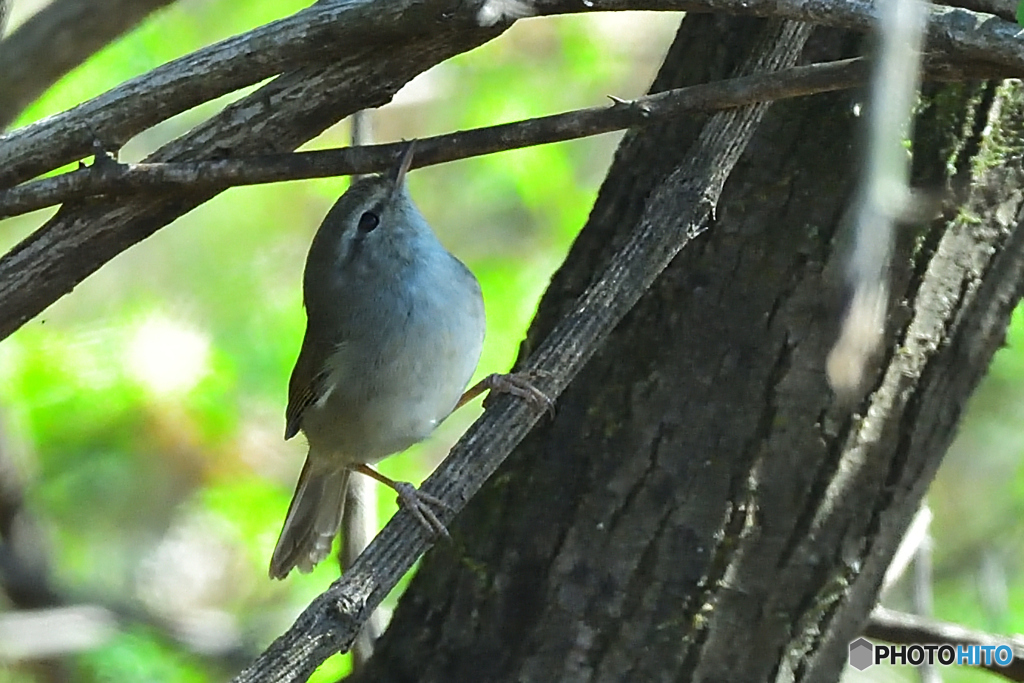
[268,143,488,579]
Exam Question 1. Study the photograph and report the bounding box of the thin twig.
[0,56,1008,220]
[0,57,856,217]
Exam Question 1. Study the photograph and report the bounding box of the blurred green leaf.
[308,652,351,683]
[77,627,207,683]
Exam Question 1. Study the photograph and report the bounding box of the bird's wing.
[285,330,335,440]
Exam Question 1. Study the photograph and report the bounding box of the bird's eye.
[357,211,379,233]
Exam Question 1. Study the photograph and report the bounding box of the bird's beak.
[390,141,416,199]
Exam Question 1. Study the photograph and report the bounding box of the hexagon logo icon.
[849,638,874,671]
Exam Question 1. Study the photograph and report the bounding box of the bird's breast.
[302,254,485,463]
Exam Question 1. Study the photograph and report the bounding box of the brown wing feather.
[285,329,334,440]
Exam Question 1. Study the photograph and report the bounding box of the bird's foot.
[352,463,451,538]
[391,481,451,539]
[457,371,555,416]
[481,372,555,416]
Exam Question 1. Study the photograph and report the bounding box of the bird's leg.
[351,463,451,538]
[455,372,555,416]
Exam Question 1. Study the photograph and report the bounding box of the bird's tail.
[269,456,350,579]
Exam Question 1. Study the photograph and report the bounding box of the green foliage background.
[0,3,1020,682]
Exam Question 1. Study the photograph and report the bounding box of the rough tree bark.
[350,14,1024,683]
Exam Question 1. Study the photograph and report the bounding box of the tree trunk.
[357,14,1023,683]
[372,13,1019,683]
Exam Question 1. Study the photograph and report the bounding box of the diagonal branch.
[230,18,813,683]
[0,55,1010,220]
[0,0,178,130]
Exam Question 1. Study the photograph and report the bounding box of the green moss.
[913,81,989,182]
[971,81,1024,178]
[955,208,985,226]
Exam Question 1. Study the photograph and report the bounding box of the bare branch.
[1,0,1022,192]
[0,57,868,218]
[0,0,178,130]
[866,607,1024,682]
[230,19,813,683]
[2,55,1010,220]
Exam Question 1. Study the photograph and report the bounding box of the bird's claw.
[392,481,451,539]
[481,371,555,418]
